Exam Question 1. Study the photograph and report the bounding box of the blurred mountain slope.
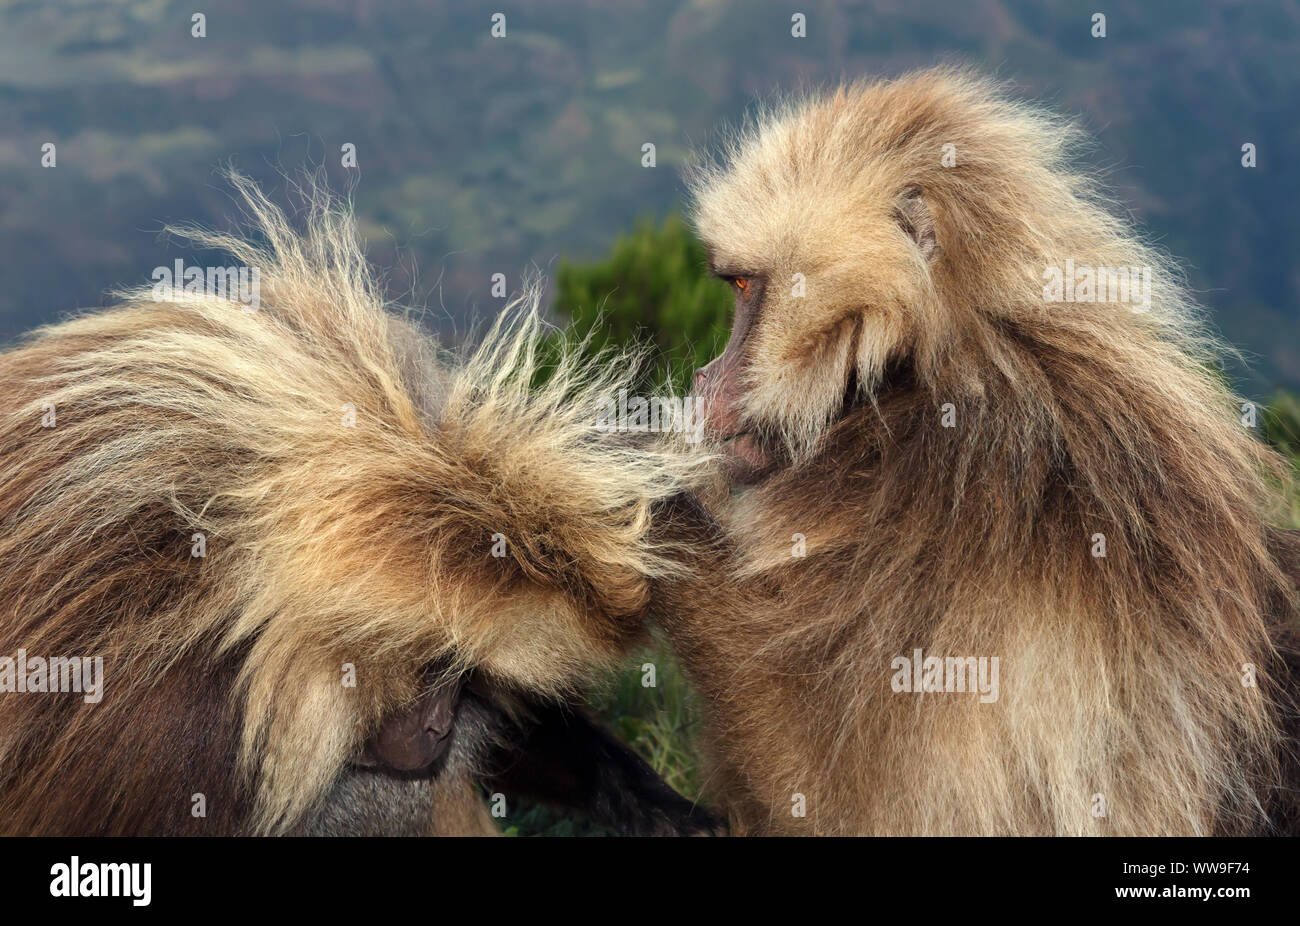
[0,0,1295,391]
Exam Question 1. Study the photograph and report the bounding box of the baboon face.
[691,101,942,482]
[359,666,466,774]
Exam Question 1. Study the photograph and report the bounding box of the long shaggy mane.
[0,175,697,834]
[671,68,1300,835]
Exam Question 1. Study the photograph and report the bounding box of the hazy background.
[1,0,1297,395]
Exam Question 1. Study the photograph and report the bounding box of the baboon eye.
[734,277,750,294]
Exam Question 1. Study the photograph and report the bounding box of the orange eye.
[734,277,749,293]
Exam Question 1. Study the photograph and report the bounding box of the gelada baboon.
[658,67,1300,835]
[0,177,719,836]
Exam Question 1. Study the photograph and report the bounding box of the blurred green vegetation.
[1263,392,1300,463]
[1263,392,1300,525]
[552,215,733,395]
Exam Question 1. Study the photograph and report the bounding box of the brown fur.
[0,176,699,835]
[660,68,1300,835]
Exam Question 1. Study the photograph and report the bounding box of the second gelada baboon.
[658,67,1300,836]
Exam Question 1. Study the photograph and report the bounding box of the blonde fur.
[0,176,698,834]
[665,68,1300,835]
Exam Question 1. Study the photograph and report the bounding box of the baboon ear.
[894,185,940,261]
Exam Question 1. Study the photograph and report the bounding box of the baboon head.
[688,69,1105,481]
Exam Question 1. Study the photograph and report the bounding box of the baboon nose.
[693,368,708,392]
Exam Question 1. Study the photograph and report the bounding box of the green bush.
[553,214,733,394]
[1263,392,1300,462]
